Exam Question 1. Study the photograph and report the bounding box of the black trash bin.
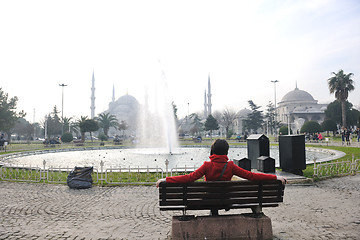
[257,156,275,173]
[233,157,251,171]
[67,166,93,189]
[279,135,306,175]
[247,134,269,169]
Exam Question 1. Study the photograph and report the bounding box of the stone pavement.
[0,175,359,240]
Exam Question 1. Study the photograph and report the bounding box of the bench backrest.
[159,180,284,213]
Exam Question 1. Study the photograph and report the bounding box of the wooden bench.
[73,140,84,146]
[113,139,123,145]
[159,180,284,217]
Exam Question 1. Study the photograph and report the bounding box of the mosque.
[107,88,139,134]
[277,86,327,133]
[90,72,139,136]
[235,86,327,135]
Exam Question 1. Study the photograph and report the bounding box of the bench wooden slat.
[160,190,282,200]
[159,182,284,193]
[159,203,280,211]
[161,196,283,207]
[159,185,283,195]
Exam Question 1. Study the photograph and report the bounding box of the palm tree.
[96,113,119,137]
[62,117,73,134]
[76,116,88,142]
[328,69,355,128]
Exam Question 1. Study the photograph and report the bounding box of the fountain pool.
[3,146,335,170]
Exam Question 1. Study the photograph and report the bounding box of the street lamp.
[271,80,279,110]
[59,83,67,135]
[271,80,279,136]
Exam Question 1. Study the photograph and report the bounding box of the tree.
[46,106,62,137]
[189,113,203,136]
[17,119,33,140]
[321,119,337,136]
[325,100,359,126]
[243,100,264,133]
[328,69,355,128]
[11,118,34,140]
[205,114,219,139]
[300,121,322,134]
[265,101,281,135]
[62,117,74,135]
[219,108,237,139]
[0,88,25,140]
[118,120,128,138]
[348,108,360,128]
[76,116,88,142]
[96,113,119,137]
[79,119,99,142]
[172,101,178,122]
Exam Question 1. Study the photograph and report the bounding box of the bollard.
[100,160,104,185]
[165,159,169,177]
[313,158,317,177]
[42,160,47,182]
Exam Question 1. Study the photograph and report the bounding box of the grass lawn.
[1,139,359,183]
[301,145,360,179]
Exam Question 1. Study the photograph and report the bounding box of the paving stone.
[0,175,359,239]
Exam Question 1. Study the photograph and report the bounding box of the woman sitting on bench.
[156,139,287,187]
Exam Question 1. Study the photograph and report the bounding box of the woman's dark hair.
[210,139,229,155]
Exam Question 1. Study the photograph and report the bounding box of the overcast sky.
[1,0,359,123]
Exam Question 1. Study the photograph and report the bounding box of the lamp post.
[59,83,67,135]
[271,80,279,112]
[45,115,47,141]
[187,102,190,117]
[271,80,279,136]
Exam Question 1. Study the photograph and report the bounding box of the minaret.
[90,71,95,119]
[204,89,208,118]
[207,75,212,116]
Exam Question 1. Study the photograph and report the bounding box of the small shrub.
[301,121,322,134]
[61,132,73,143]
[279,125,292,135]
[98,133,108,141]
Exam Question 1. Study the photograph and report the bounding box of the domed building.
[234,108,252,135]
[277,87,327,133]
[107,93,139,135]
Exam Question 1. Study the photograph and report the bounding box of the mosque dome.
[107,94,139,130]
[115,94,139,108]
[238,108,251,117]
[280,87,315,103]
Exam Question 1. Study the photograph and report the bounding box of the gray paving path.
[1,175,359,240]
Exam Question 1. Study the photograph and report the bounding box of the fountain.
[136,63,179,153]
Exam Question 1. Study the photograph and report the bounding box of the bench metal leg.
[210,208,219,216]
[251,206,264,218]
